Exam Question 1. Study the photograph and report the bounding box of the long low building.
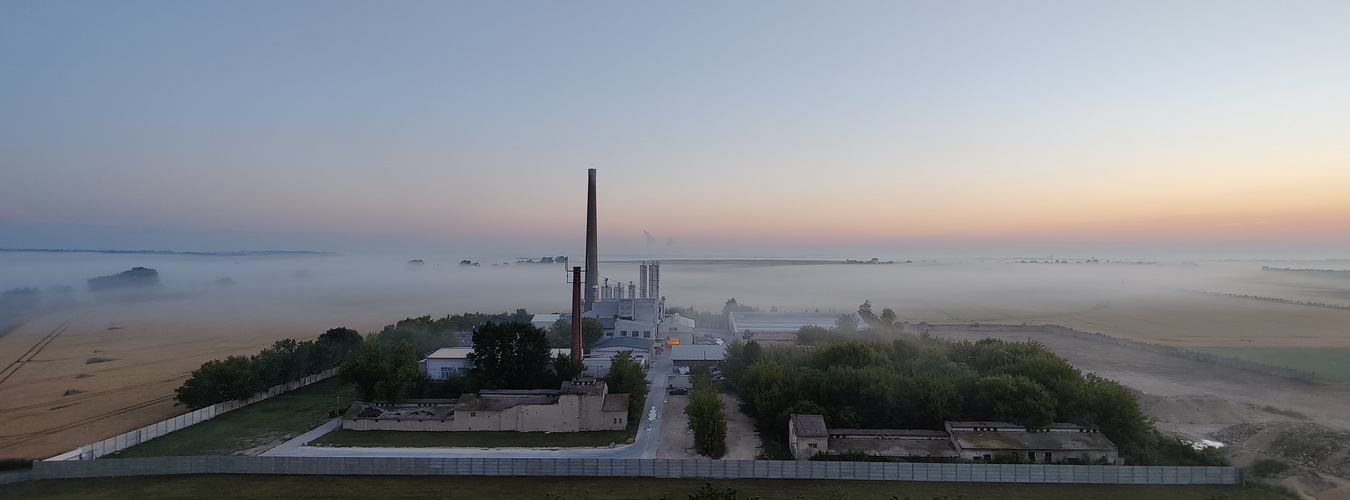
[789,415,1119,464]
[729,312,869,345]
[420,347,571,380]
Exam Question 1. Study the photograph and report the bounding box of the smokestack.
[651,261,660,300]
[585,169,598,311]
[628,281,636,299]
[571,266,582,362]
[639,262,649,299]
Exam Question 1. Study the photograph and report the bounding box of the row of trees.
[174,328,363,409]
[685,366,727,458]
[726,333,1225,466]
[373,309,533,355]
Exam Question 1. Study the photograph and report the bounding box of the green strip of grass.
[108,378,357,458]
[1189,347,1350,383]
[311,423,638,449]
[0,475,1294,500]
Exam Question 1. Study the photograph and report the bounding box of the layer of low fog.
[3,251,1347,339]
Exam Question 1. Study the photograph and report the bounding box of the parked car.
[668,387,688,395]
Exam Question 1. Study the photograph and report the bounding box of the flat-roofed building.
[420,347,571,380]
[946,421,1118,464]
[729,312,868,345]
[787,416,1119,464]
[671,344,726,369]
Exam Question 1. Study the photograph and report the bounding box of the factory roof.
[591,337,653,352]
[670,344,726,362]
[424,347,571,361]
[728,312,869,334]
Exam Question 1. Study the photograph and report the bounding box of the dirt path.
[656,392,760,460]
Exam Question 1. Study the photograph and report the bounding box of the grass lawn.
[311,422,639,448]
[0,475,1293,500]
[1189,347,1350,384]
[107,378,357,458]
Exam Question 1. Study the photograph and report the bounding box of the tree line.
[724,333,1226,466]
[173,309,534,409]
[174,328,363,409]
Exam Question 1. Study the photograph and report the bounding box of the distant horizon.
[4,3,1348,263]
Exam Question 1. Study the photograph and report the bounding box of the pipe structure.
[584,169,598,312]
[571,266,583,362]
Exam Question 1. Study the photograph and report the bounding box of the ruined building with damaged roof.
[789,414,1119,464]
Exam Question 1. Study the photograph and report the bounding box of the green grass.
[0,475,1294,500]
[107,378,356,458]
[1189,347,1350,384]
[311,422,639,448]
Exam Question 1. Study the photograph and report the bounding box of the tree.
[604,350,650,422]
[879,308,897,325]
[468,321,553,390]
[974,374,1057,428]
[339,335,387,401]
[174,355,259,409]
[685,366,728,458]
[553,351,586,382]
[547,318,604,351]
[834,314,858,334]
[858,300,874,319]
[378,340,421,403]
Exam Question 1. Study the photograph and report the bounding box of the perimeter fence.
[50,368,338,461]
[28,456,1241,485]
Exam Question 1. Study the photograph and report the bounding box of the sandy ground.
[930,326,1350,499]
[656,393,760,460]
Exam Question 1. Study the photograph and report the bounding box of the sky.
[3,1,1348,260]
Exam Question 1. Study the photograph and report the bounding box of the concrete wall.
[24,457,1242,485]
[52,368,339,461]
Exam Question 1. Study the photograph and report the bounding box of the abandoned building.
[343,380,629,432]
[788,414,1119,464]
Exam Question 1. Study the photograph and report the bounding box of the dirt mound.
[1141,394,1250,425]
[1216,423,1350,478]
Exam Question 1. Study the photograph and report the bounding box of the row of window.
[607,330,652,338]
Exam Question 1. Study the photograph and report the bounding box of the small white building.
[420,347,571,380]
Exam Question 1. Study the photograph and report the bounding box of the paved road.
[269,350,676,459]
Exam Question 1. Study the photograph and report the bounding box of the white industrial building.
[420,347,572,380]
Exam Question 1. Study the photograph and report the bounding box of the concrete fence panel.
[25,457,1242,485]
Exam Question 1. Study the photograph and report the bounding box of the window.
[470,412,476,417]
[808,443,817,448]
[644,331,651,338]
[620,330,628,336]
[439,367,454,379]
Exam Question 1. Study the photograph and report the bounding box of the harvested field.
[0,297,395,460]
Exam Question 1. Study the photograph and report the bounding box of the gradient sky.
[3,1,1348,259]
